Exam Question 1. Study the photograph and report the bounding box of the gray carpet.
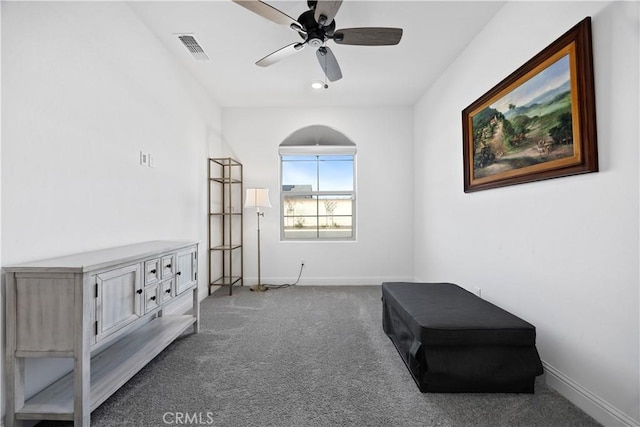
[41,285,600,427]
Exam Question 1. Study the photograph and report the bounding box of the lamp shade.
[245,188,272,209]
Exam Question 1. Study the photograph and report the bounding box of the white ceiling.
[129,1,506,107]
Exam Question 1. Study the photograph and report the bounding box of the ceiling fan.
[233,0,403,82]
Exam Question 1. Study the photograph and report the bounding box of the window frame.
[279,145,357,242]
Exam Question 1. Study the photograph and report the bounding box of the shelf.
[16,315,195,420]
[210,158,242,167]
[210,178,242,184]
[208,157,243,295]
[211,276,242,287]
[211,244,242,251]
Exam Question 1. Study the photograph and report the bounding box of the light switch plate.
[149,154,156,168]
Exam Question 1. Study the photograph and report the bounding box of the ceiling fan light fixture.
[308,37,323,48]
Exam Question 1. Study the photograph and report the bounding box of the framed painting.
[462,17,598,192]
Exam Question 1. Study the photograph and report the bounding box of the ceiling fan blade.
[316,46,342,82]
[333,27,403,46]
[256,43,305,67]
[314,0,342,26]
[233,0,301,31]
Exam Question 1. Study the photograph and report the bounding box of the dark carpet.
[40,285,600,427]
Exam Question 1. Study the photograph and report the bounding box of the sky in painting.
[491,54,570,113]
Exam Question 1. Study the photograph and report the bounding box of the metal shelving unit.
[208,158,243,295]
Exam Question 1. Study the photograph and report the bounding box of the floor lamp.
[245,188,272,292]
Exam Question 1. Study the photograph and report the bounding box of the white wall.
[1,0,222,420]
[414,1,639,426]
[222,107,414,286]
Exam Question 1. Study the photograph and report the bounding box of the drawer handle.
[150,296,156,301]
[176,271,182,276]
[165,289,172,294]
[166,264,172,269]
[136,289,143,294]
[150,269,157,274]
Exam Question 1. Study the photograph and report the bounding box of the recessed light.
[311,80,327,90]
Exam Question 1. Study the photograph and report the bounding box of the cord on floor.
[264,262,304,290]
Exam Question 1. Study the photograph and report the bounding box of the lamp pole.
[245,188,271,292]
[254,208,266,292]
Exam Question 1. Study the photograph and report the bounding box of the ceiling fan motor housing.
[298,9,335,47]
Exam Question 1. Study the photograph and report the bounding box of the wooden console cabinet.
[4,241,200,426]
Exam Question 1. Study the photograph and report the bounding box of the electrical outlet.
[140,151,149,166]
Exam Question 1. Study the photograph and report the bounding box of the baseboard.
[247,276,414,287]
[543,361,640,427]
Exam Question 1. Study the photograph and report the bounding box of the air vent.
[178,35,210,61]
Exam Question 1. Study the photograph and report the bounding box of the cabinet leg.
[6,272,24,427]
[74,353,91,426]
[192,287,200,334]
[75,273,91,426]
[5,357,24,427]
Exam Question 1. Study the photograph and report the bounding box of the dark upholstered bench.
[382,282,543,393]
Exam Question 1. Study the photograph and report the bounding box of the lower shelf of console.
[16,315,195,421]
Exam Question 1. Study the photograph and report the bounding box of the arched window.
[279,125,356,241]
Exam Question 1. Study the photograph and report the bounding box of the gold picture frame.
[462,17,598,192]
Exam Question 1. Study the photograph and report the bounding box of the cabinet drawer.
[144,285,160,313]
[161,255,175,279]
[160,279,174,303]
[144,258,161,285]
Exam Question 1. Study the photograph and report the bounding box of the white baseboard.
[543,361,640,427]
[246,276,413,287]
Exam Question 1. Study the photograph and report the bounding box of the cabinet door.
[95,264,142,343]
[176,247,197,295]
